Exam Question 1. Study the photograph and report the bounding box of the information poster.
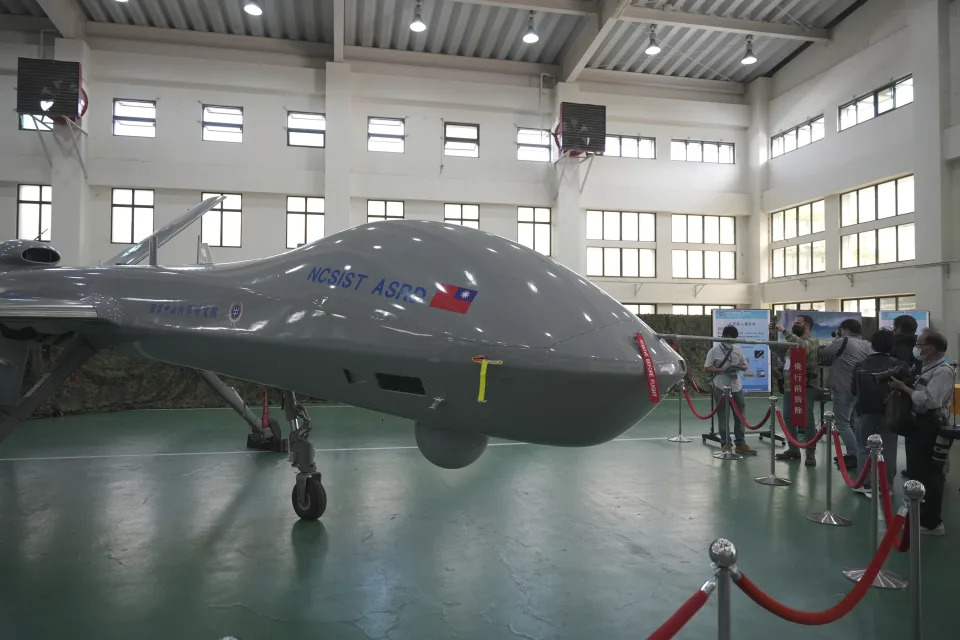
[712,309,770,394]
[878,310,929,332]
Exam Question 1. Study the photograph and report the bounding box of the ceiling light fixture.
[244,2,263,16]
[644,26,661,55]
[741,35,757,65]
[522,11,539,44]
[410,0,426,32]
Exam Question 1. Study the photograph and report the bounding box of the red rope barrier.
[682,388,726,420]
[775,410,826,449]
[645,588,711,640]
[897,513,911,552]
[831,430,871,488]
[728,401,772,431]
[734,513,906,625]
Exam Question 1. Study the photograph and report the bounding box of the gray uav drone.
[0,196,686,520]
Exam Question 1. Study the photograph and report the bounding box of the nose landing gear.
[284,390,326,520]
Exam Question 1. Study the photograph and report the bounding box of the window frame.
[113,99,157,137]
[770,239,826,278]
[771,301,827,313]
[285,196,325,249]
[841,295,917,318]
[621,303,656,315]
[16,184,52,242]
[839,223,915,269]
[200,192,243,247]
[671,304,735,316]
[201,105,243,143]
[516,127,551,162]
[671,213,736,245]
[771,115,824,158]
[287,111,326,148]
[586,246,656,278]
[443,122,479,158]
[517,206,551,255]
[839,175,914,228]
[838,75,913,131]
[671,249,736,280]
[110,188,155,245]
[443,203,480,229]
[586,210,656,242]
[19,113,53,131]
[367,199,405,223]
[603,134,656,159]
[367,116,405,153]
[670,139,735,164]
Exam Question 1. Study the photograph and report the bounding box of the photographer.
[887,329,954,535]
[849,329,901,492]
[703,325,756,456]
[820,319,872,470]
[774,315,820,466]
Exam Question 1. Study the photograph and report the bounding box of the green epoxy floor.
[0,397,957,639]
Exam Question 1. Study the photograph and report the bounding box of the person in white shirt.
[704,325,756,455]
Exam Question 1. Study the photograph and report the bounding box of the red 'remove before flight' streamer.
[636,333,660,403]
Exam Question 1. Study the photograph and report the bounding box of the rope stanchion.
[878,459,894,526]
[733,512,907,626]
[683,387,725,420]
[776,410,826,449]
[905,481,925,639]
[667,380,693,444]
[645,581,714,640]
[832,429,872,488]
[806,416,852,526]
[756,395,791,487]
[728,400,772,431]
[842,434,907,590]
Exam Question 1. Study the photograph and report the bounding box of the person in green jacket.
[774,314,820,466]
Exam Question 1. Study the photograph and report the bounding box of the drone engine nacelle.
[415,423,488,469]
[0,240,61,269]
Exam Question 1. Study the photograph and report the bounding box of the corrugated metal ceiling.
[0,0,45,18]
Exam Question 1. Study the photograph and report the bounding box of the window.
[367,117,404,153]
[367,200,404,223]
[842,295,916,318]
[671,250,735,279]
[622,303,656,315]
[286,196,324,248]
[16,184,51,241]
[111,188,154,244]
[287,112,325,147]
[839,76,913,131]
[586,247,656,278]
[604,135,655,159]
[771,116,824,158]
[444,204,479,229]
[771,241,825,278]
[517,128,551,162]
[444,123,479,158]
[671,214,735,244]
[840,223,914,268]
[517,206,550,255]
[771,200,825,241]
[113,99,156,137]
[19,114,53,131]
[202,105,242,143]
[670,139,734,164]
[771,301,826,313]
[840,175,913,227]
[200,192,242,247]
[586,210,656,242]
[672,304,734,316]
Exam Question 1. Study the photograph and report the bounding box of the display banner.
[712,309,771,394]
[789,347,807,427]
[878,310,929,333]
[635,333,660,403]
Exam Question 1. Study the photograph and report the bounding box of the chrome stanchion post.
[709,538,737,640]
[669,380,692,443]
[806,414,852,525]
[713,385,742,460]
[756,395,790,486]
[842,434,907,589]
[904,480,925,639]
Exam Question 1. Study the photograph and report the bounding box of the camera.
[831,330,838,338]
[870,363,914,384]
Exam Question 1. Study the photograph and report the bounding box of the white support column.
[745,77,770,308]
[49,38,89,267]
[909,0,950,330]
[552,82,583,274]
[324,61,352,235]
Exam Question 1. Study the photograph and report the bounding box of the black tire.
[292,477,327,520]
[268,417,282,441]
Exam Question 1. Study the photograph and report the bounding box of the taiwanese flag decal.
[429,284,478,314]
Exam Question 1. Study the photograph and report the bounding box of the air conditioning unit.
[558,102,606,155]
[16,57,82,120]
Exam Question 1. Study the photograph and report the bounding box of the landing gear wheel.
[292,476,326,520]
[268,417,282,441]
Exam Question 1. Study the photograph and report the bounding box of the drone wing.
[106,195,225,266]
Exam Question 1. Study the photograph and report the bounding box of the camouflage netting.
[20,315,882,416]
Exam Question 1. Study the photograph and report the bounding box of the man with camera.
[820,319,872,470]
[850,329,901,493]
[704,325,756,456]
[887,329,955,535]
[774,315,820,466]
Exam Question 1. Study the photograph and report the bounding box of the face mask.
[912,346,924,360]
[791,325,805,337]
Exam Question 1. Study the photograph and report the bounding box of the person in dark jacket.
[891,314,921,375]
[850,329,902,493]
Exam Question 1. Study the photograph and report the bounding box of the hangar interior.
[1,0,960,638]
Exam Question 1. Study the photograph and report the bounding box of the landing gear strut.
[284,390,325,520]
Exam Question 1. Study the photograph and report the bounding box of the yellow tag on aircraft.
[472,356,503,402]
